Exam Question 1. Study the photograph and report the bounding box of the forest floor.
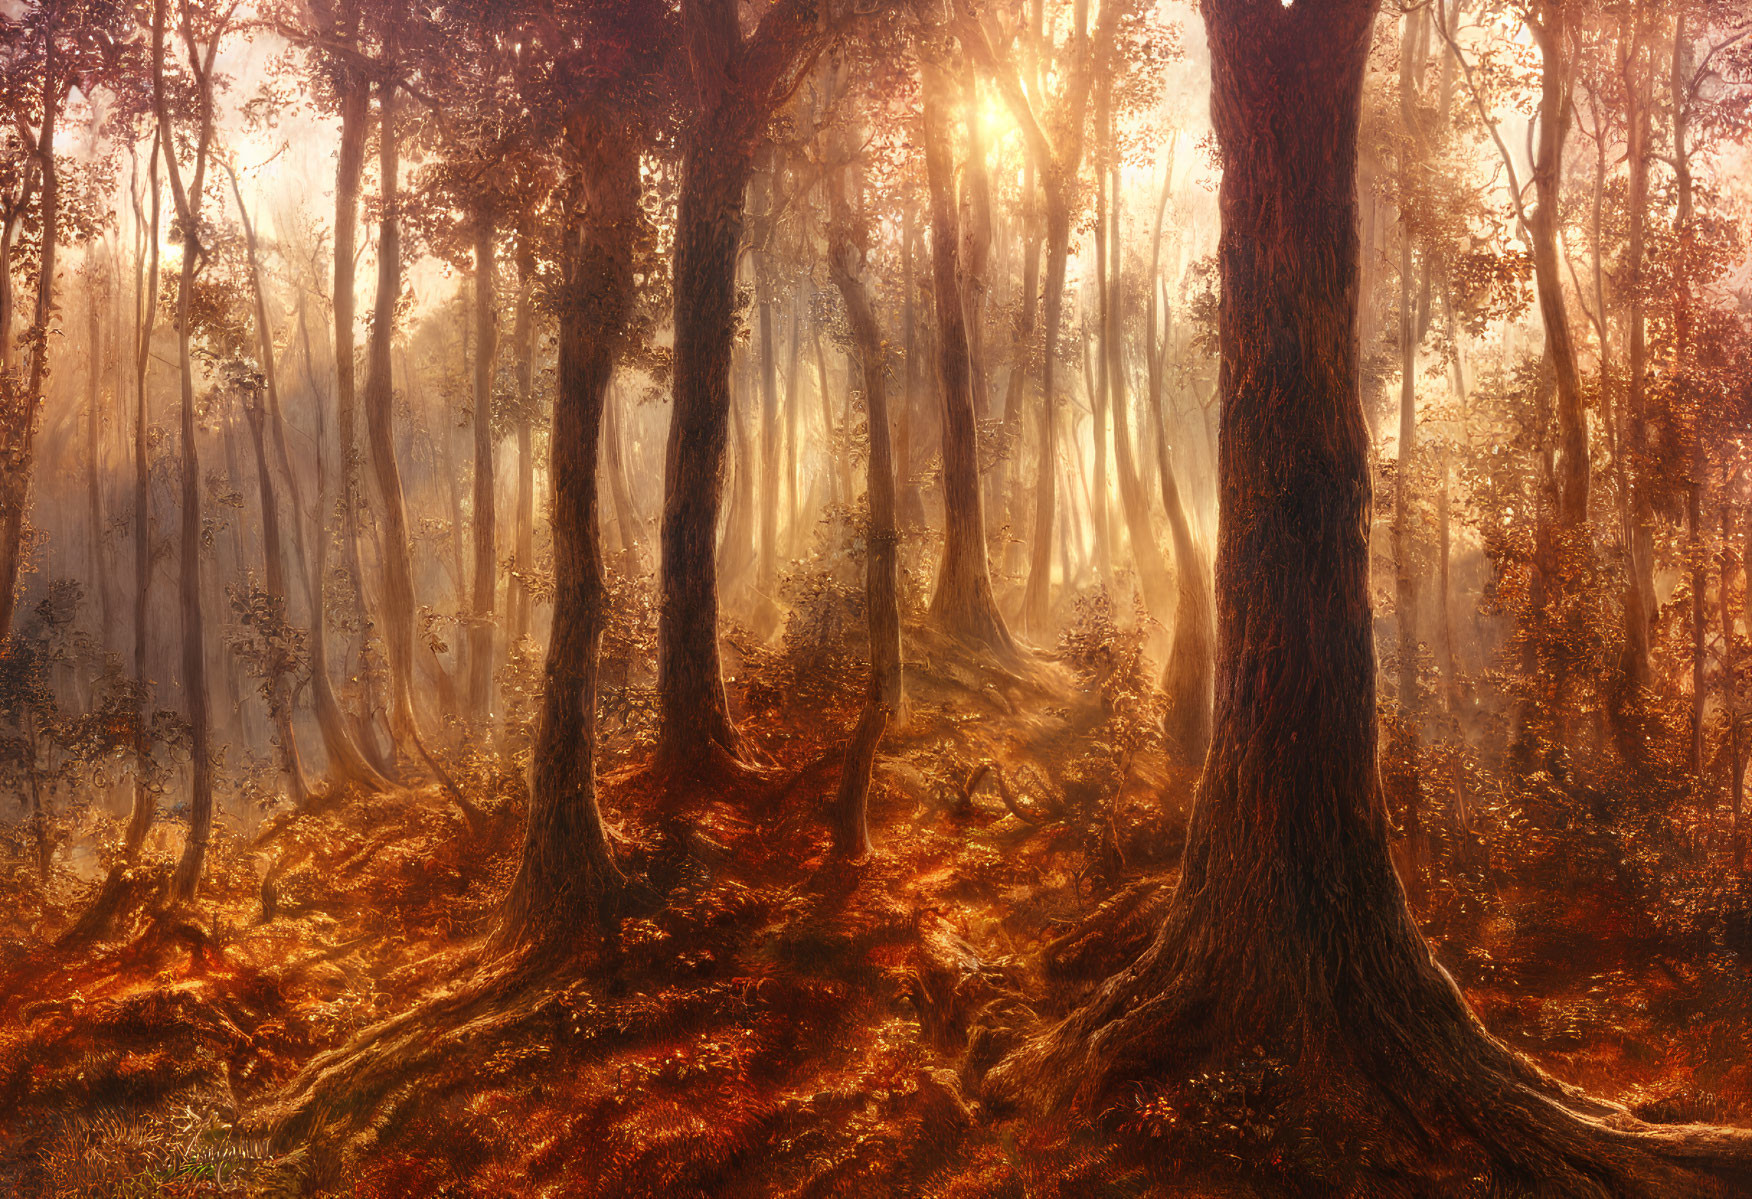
[1,603,1751,1197]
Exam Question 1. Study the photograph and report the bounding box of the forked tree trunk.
[921,53,1016,658]
[497,123,634,948]
[985,3,1752,1188]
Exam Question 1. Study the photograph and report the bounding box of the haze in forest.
[0,0,1750,1193]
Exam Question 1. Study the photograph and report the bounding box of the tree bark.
[497,122,634,947]
[985,2,1752,1187]
[155,0,220,902]
[296,295,392,793]
[826,133,901,859]
[0,37,58,643]
[508,230,537,641]
[921,51,1017,658]
[363,78,422,750]
[1526,1,1588,531]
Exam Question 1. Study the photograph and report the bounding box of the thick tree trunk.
[497,125,635,948]
[468,220,498,720]
[658,105,754,766]
[985,3,1752,1187]
[921,53,1017,658]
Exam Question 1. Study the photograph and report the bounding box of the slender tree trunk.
[1725,498,1742,873]
[333,63,375,743]
[155,0,219,902]
[827,133,901,858]
[298,299,390,792]
[756,227,781,630]
[1090,181,1115,589]
[468,219,498,720]
[86,272,113,650]
[604,382,642,578]
[244,389,314,805]
[363,79,422,750]
[921,52,1016,658]
[1619,23,1656,702]
[508,231,537,641]
[497,124,635,947]
[0,51,58,642]
[229,164,315,802]
[1527,4,1588,531]
[898,200,925,530]
[1105,146,1171,617]
[127,143,162,864]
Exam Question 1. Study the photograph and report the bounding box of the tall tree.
[153,0,229,902]
[919,45,1017,658]
[986,0,1752,1186]
[654,0,835,770]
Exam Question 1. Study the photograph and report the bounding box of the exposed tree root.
[983,891,1752,1198]
[253,951,559,1176]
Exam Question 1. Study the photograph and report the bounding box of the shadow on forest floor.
[2,614,1751,1197]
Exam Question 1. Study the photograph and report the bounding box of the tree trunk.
[827,134,901,859]
[1105,144,1172,618]
[1526,2,1588,531]
[755,228,781,631]
[298,299,391,793]
[1090,182,1115,590]
[1618,22,1656,703]
[155,0,217,903]
[921,52,1017,658]
[984,3,1752,1186]
[228,164,313,805]
[658,96,755,767]
[468,219,498,721]
[86,270,114,651]
[604,382,642,578]
[508,231,537,642]
[333,63,374,740]
[497,124,635,948]
[363,79,422,751]
[0,51,57,643]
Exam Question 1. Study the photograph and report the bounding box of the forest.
[0,0,1750,1193]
